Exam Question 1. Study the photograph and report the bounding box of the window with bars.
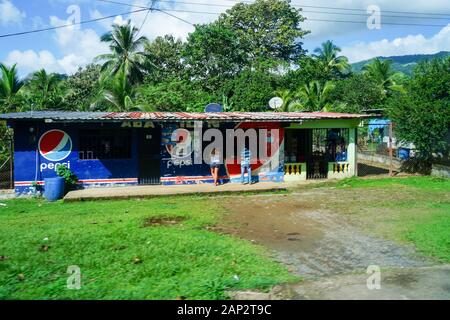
[79,130,132,160]
[325,128,349,162]
[310,128,349,161]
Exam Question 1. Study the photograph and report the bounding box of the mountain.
[351,51,450,76]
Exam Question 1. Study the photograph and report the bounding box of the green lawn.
[1,176,448,299]
[0,197,295,300]
[333,176,450,262]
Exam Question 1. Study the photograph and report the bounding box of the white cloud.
[89,9,115,30]
[113,15,127,27]
[31,16,47,29]
[5,50,59,74]
[6,13,109,75]
[342,23,450,62]
[48,15,109,74]
[0,0,26,26]
[301,0,450,39]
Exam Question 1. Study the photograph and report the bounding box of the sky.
[0,0,449,76]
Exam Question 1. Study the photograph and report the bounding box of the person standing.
[210,148,221,186]
[240,146,252,184]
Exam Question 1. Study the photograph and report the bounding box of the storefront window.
[326,128,349,162]
[79,130,132,160]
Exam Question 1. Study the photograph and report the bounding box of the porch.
[283,122,358,181]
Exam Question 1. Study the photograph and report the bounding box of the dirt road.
[216,191,449,299]
[219,192,429,278]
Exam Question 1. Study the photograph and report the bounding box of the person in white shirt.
[210,148,221,186]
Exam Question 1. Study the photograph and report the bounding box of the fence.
[357,120,408,177]
[0,137,13,190]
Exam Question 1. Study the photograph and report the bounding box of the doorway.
[138,128,161,185]
[307,129,329,179]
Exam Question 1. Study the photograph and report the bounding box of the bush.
[56,165,78,191]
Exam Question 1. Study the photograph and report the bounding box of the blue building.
[0,111,367,195]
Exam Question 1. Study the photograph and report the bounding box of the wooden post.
[389,122,393,176]
[8,138,12,189]
[354,127,358,177]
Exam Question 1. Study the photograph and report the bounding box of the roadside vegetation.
[0,196,295,299]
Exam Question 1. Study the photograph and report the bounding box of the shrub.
[56,165,78,191]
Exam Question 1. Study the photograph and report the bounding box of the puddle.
[143,216,187,227]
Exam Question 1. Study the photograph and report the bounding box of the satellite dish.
[269,97,283,110]
[204,103,223,113]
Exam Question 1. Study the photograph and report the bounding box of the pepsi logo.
[38,129,72,162]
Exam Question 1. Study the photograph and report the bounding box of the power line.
[154,9,195,26]
[0,8,148,39]
[97,0,450,19]
[304,18,449,27]
[219,0,450,17]
[169,0,450,20]
[96,1,450,28]
[97,0,195,26]
[303,10,449,20]
[97,0,450,22]
[171,0,450,18]
[296,2,450,16]
[160,9,449,27]
[136,1,153,36]
[1,0,447,39]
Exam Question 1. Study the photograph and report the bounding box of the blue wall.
[12,121,139,195]
[11,120,285,194]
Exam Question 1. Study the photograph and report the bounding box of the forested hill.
[351,51,450,75]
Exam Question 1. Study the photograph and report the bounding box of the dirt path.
[287,265,450,300]
[218,193,430,279]
[217,190,450,299]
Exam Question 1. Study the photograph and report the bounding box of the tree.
[283,56,333,91]
[295,80,335,111]
[217,0,308,63]
[225,66,280,111]
[64,64,102,111]
[273,89,297,112]
[135,78,214,112]
[25,69,66,110]
[93,68,137,111]
[144,35,185,84]
[313,40,350,76]
[0,63,24,112]
[363,58,404,97]
[184,24,245,91]
[328,73,384,113]
[96,21,148,84]
[387,57,450,170]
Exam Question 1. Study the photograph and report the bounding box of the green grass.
[0,197,295,300]
[335,175,450,191]
[322,176,450,262]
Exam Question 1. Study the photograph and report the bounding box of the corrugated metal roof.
[0,111,368,122]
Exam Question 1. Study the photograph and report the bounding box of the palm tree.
[362,58,403,97]
[274,89,297,112]
[27,69,65,110]
[296,80,335,111]
[222,94,235,112]
[0,63,24,109]
[313,40,350,75]
[93,68,138,111]
[96,21,148,84]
